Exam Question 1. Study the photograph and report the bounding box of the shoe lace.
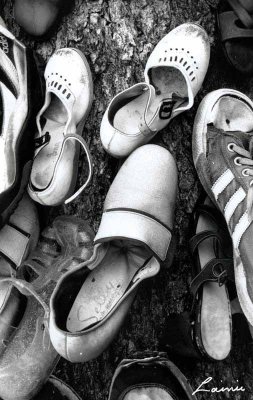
[230,143,253,215]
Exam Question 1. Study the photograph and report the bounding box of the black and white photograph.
[0,0,252,399]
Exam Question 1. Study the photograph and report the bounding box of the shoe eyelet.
[250,180,253,187]
[227,143,235,152]
[234,157,242,166]
[242,169,250,177]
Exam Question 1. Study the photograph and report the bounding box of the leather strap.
[228,0,253,28]
[94,209,172,261]
[0,224,29,267]
[190,258,234,299]
[189,230,223,255]
[193,204,228,231]
[219,11,253,41]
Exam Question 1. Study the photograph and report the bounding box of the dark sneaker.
[0,21,42,227]
[192,88,253,326]
[108,353,196,400]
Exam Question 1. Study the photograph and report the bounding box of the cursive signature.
[192,377,245,396]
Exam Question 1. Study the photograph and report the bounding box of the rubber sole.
[192,88,253,327]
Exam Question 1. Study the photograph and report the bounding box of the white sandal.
[28,48,93,206]
[100,23,210,158]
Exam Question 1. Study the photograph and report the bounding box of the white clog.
[100,23,210,158]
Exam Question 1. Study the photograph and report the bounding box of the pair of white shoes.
[31,23,210,205]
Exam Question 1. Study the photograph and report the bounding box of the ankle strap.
[63,133,93,204]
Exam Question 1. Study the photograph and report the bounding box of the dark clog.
[108,354,196,400]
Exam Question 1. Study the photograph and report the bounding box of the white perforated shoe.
[28,48,93,206]
[100,23,210,158]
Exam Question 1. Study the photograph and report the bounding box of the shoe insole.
[67,240,151,332]
[123,387,175,400]
[113,67,188,135]
[31,94,76,189]
[197,198,231,360]
[210,96,253,132]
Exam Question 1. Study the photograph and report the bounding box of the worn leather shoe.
[0,21,42,227]
[49,144,177,362]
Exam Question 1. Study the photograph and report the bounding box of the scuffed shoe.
[100,23,210,158]
[28,48,93,206]
[0,21,42,227]
[49,144,177,362]
[0,193,39,355]
[0,216,94,400]
[192,88,253,327]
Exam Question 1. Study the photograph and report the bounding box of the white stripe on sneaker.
[224,187,246,224]
[211,169,234,200]
[232,212,251,249]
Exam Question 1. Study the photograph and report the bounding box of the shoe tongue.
[228,130,253,152]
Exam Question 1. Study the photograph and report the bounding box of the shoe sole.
[192,88,253,326]
[0,49,43,227]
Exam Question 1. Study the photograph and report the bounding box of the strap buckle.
[159,100,176,120]
[212,263,228,287]
[35,132,50,149]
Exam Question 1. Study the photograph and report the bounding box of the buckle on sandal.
[35,132,50,149]
[213,264,228,287]
[159,100,176,120]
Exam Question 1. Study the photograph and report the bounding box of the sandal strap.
[193,204,227,228]
[219,11,253,41]
[0,223,30,268]
[228,0,253,28]
[189,230,223,255]
[63,133,93,204]
[190,258,234,299]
